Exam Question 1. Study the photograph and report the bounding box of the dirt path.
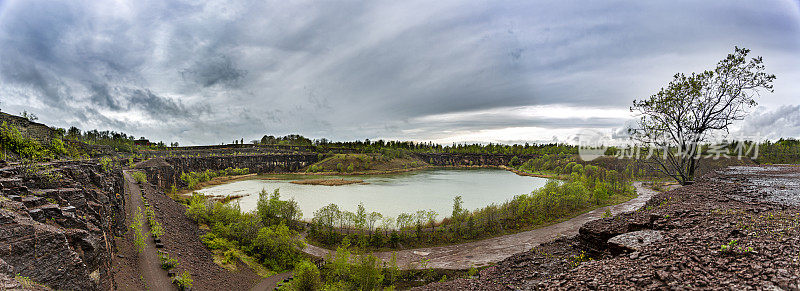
[303,182,659,269]
[123,170,173,290]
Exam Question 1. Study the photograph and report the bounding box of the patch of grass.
[212,249,238,272]
[131,171,147,184]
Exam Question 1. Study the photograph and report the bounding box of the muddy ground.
[419,165,800,290]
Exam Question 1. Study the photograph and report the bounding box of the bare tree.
[630,47,775,185]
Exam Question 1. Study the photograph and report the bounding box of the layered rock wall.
[140,153,319,190]
[0,162,124,290]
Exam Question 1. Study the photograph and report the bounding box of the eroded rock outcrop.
[0,162,124,290]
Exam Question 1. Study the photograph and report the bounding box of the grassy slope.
[306,153,430,174]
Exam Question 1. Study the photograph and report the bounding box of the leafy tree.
[19,110,38,122]
[256,189,301,227]
[451,196,466,222]
[367,212,383,234]
[508,155,520,167]
[630,47,775,185]
[355,203,367,230]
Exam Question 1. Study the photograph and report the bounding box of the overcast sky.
[1,0,799,145]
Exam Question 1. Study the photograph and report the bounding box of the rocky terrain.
[0,161,124,290]
[419,165,800,290]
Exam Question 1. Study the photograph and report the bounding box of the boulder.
[607,230,665,252]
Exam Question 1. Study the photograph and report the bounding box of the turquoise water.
[195,168,549,220]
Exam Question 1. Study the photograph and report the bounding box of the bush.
[130,207,147,253]
[186,193,306,273]
[159,252,179,270]
[0,122,51,160]
[131,172,147,184]
[291,260,321,290]
[251,223,305,270]
[172,271,193,290]
[201,232,237,250]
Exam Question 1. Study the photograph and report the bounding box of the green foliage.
[290,260,321,291]
[201,232,237,250]
[186,193,305,272]
[159,252,179,270]
[14,273,38,289]
[309,158,634,248]
[630,47,774,185]
[508,156,520,167]
[99,157,114,172]
[1,121,52,160]
[467,266,478,277]
[146,205,164,238]
[49,138,68,157]
[251,223,306,270]
[179,168,249,190]
[720,239,737,253]
[319,241,387,290]
[257,188,302,226]
[131,207,147,253]
[131,172,147,184]
[569,251,592,267]
[172,271,193,290]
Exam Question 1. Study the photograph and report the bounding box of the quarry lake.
[196,168,550,220]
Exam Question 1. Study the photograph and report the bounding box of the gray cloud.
[737,105,800,139]
[181,56,247,88]
[0,0,799,145]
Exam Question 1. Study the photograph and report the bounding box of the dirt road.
[122,170,173,290]
[303,182,658,269]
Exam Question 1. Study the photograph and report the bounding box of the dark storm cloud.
[0,0,798,145]
[181,56,247,88]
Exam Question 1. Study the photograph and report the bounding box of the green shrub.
[131,172,147,184]
[131,207,147,253]
[291,260,321,290]
[159,252,179,270]
[0,122,51,160]
[172,271,193,290]
[49,138,68,157]
[201,232,236,250]
[186,193,305,273]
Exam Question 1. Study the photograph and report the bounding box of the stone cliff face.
[415,153,538,166]
[139,154,318,190]
[0,161,124,290]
